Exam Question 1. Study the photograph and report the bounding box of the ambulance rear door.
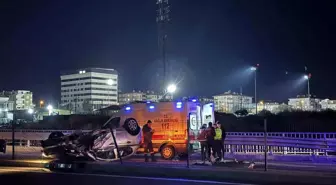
[201,103,215,126]
[187,102,202,150]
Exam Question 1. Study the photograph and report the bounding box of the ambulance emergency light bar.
[176,102,182,109]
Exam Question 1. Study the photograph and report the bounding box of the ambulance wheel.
[160,145,175,160]
[123,118,141,136]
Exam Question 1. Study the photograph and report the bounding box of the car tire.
[123,118,141,136]
[160,145,175,160]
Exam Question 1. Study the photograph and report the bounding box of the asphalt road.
[1,146,336,173]
[0,167,257,185]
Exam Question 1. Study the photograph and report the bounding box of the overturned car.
[41,117,142,161]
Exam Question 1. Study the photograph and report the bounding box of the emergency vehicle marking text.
[154,114,179,130]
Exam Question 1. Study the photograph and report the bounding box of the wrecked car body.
[41,117,142,161]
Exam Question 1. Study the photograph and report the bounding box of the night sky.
[0,0,335,103]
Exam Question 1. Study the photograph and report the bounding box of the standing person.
[214,122,223,162]
[198,124,208,163]
[217,121,226,162]
[142,120,156,162]
[206,122,215,162]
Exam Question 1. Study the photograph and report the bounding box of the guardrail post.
[27,140,30,147]
[264,118,267,172]
[110,127,122,164]
[12,118,15,160]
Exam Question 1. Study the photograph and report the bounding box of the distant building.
[257,101,280,114]
[213,91,253,113]
[118,90,172,105]
[181,97,214,104]
[288,95,321,111]
[320,99,336,111]
[0,90,33,111]
[60,68,118,113]
[0,96,11,124]
[118,91,146,105]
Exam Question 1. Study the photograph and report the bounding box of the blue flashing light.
[146,101,151,104]
[192,99,197,102]
[149,105,155,109]
[176,101,182,108]
[125,106,131,111]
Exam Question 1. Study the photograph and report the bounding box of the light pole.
[251,66,258,114]
[304,74,311,97]
[106,79,114,106]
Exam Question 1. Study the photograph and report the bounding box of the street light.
[40,100,44,108]
[107,79,114,86]
[27,108,34,114]
[304,74,311,97]
[106,79,115,106]
[47,105,53,115]
[167,84,177,94]
[251,65,258,114]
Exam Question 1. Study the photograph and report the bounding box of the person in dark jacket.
[206,122,216,162]
[220,122,227,162]
[142,120,156,162]
[198,124,208,162]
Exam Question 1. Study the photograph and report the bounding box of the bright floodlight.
[28,108,34,114]
[167,84,177,93]
[250,67,257,71]
[304,75,309,80]
[47,105,53,110]
[107,79,114,86]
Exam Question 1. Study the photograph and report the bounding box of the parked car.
[41,116,142,161]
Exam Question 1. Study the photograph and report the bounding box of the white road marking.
[0,167,49,174]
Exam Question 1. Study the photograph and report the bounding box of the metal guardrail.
[224,135,336,155]
[1,129,335,138]
[227,132,336,139]
[0,129,335,156]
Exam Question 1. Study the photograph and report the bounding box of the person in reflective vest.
[214,122,223,162]
[142,120,156,162]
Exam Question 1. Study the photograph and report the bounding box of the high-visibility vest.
[214,128,222,140]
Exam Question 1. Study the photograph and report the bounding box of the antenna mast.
[156,0,170,95]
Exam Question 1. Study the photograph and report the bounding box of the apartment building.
[61,68,118,113]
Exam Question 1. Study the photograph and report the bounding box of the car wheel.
[123,118,140,136]
[160,145,175,160]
